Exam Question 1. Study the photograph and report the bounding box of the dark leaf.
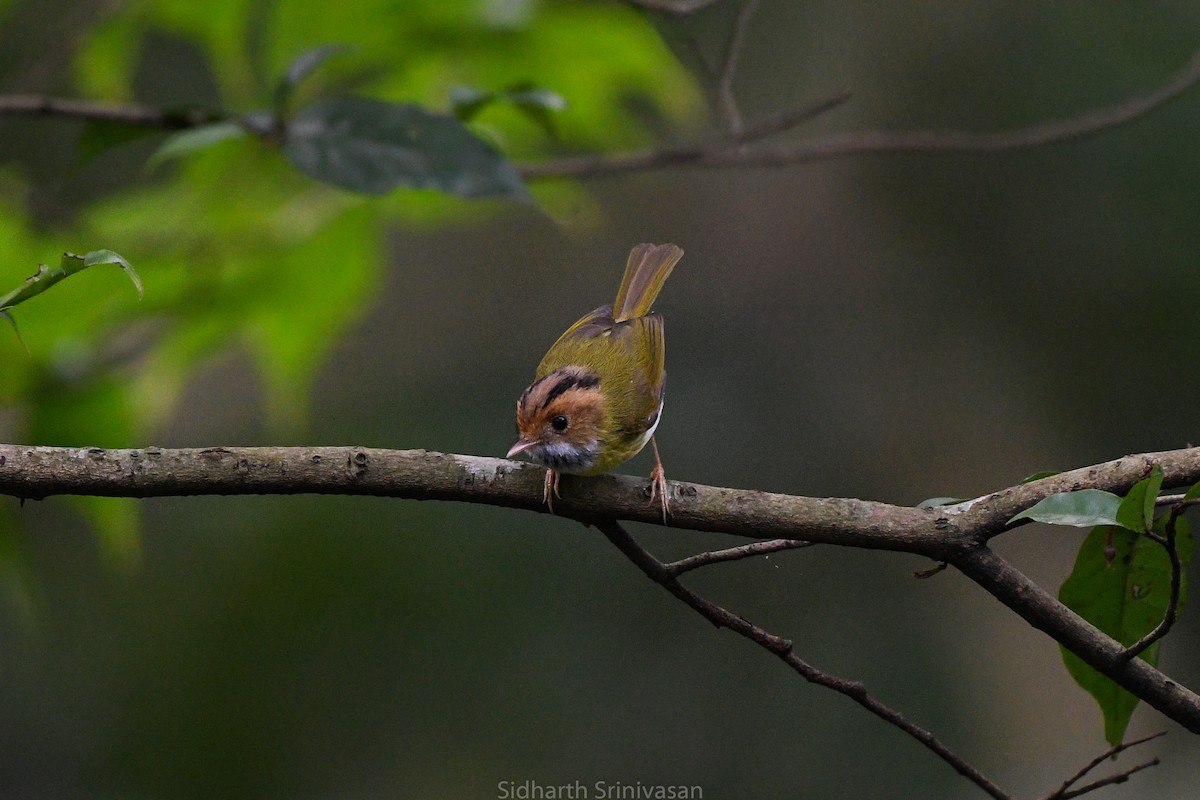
[283,96,528,199]
[1021,470,1059,483]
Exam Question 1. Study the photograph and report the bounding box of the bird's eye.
[551,415,569,433]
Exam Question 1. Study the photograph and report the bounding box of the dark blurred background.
[1,1,1199,798]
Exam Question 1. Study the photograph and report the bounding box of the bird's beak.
[506,438,537,459]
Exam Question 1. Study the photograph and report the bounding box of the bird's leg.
[649,436,670,524]
[542,468,561,513]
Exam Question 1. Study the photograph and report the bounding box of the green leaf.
[0,250,142,315]
[282,96,529,199]
[505,82,567,137]
[1059,516,1192,744]
[1115,465,1163,534]
[1183,480,1200,502]
[274,43,352,113]
[83,249,144,299]
[1009,489,1121,527]
[0,309,25,352]
[449,84,495,121]
[1021,470,1059,483]
[149,121,248,167]
[451,81,566,138]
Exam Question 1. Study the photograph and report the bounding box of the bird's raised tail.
[612,243,683,322]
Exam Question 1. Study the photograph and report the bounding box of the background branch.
[0,94,224,128]
[520,43,1200,178]
[0,43,1196,184]
[714,0,758,134]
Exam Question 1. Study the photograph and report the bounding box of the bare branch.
[595,519,1014,800]
[664,537,813,576]
[1042,731,1165,800]
[0,444,954,550]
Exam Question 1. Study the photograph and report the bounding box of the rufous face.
[509,366,606,473]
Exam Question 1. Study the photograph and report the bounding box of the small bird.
[507,243,683,521]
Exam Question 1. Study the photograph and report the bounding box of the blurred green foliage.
[1,0,700,447]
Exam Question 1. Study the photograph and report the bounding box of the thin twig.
[664,538,813,576]
[1053,759,1159,800]
[715,0,759,134]
[728,93,851,143]
[1121,506,1184,662]
[1153,493,1200,507]
[595,519,1014,800]
[1042,733,1165,799]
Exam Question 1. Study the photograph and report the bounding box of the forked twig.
[595,519,1014,800]
[1041,732,1165,800]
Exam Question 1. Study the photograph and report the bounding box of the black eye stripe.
[538,370,600,410]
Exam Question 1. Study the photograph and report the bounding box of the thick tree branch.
[3,442,1200,738]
